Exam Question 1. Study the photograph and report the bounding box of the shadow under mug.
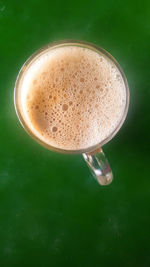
[14,40,130,186]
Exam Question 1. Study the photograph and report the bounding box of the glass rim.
[14,39,130,154]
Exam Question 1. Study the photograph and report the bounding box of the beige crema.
[20,46,126,150]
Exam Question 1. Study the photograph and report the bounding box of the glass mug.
[14,40,129,186]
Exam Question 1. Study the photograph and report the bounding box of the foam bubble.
[21,46,126,150]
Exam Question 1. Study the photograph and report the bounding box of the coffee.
[20,46,126,150]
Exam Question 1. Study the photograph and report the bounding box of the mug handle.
[82,148,113,185]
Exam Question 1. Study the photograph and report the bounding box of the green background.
[0,0,150,266]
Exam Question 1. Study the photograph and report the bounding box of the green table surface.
[0,0,150,266]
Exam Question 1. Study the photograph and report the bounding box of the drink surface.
[20,45,126,150]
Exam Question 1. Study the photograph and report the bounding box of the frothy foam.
[20,46,126,150]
